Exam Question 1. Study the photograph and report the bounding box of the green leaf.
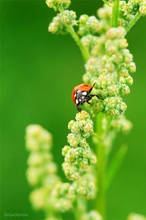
[106,144,128,189]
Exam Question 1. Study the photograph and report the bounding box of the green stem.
[111,0,120,27]
[102,0,111,6]
[45,207,62,220]
[67,26,90,62]
[74,196,87,220]
[95,113,107,220]
[126,12,141,33]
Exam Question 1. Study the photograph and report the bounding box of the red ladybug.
[72,83,101,112]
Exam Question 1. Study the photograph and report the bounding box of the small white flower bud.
[126,75,133,86]
[129,62,136,73]
[79,14,89,24]
[78,15,99,35]
[68,120,75,130]
[27,152,43,166]
[75,110,90,121]
[46,162,57,174]
[46,0,71,12]
[71,122,81,133]
[139,1,146,15]
[62,145,70,156]
[128,213,146,220]
[48,22,59,33]
[26,167,42,186]
[30,188,46,209]
[83,121,93,134]
[67,133,82,148]
[120,84,130,95]
[106,27,126,39]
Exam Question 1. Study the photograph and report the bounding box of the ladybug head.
[72,84,94,111]
[74,90,88,106]
[72,83,102,112]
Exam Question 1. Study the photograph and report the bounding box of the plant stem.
[126,12,141,33]
[95,113,107,220]
[45,207,62,220]
[111,0,120,27]
[102,0,111,6]
[67,26,90,62]
[74,196,87,220]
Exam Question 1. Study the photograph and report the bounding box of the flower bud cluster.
[62,111,97,181]
[48,182,75,212]
[26,125,58,186]
[48,170,96,209]
[71,170,96,199]
[103,96,127,116]
[82,27,135,117]
[111,115,133,132]
[81,35,98,49]
[96,4,112,34]
[78,15,99,36]
[119,0,146,27]
[46,0,71,12]
[26,125,60,210]
[48,10,77,34]
[29,187,48,210]
[29,180,75,212]
[78,4,112,57]
[81,35,105,57]
[83,58,101,84]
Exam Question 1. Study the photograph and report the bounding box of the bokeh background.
[1,0,146,219]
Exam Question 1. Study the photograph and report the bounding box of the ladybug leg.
[87,101,91,105]
[86,94,104,104]
[86,94,96,102]
[85,94,94,105]
[89,94,102,99]
[95,95,101,99]
[76,105,82,112]
[96,95,104,100]
[89,94,104,100]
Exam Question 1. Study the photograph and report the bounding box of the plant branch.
[126,12,141,33]
[67,26,90,62]
[111,0,120,27]
[102,0,111,6]
[74,196,87,220]
[95,113,107,220]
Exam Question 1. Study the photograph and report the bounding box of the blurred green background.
[1,0,146,219]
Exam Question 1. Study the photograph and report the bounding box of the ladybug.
[72,83,101,112]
